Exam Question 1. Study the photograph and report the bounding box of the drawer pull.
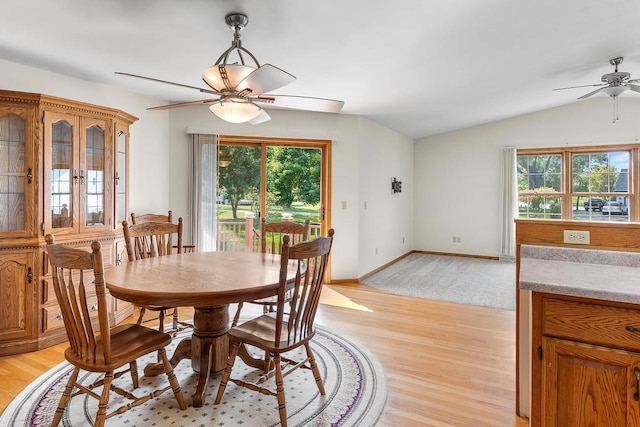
[626,326,640,333]
[635,367,640,401]
[56,313,63,320]
[90,305,98,311]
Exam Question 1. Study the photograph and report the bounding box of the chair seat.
[141,304,176,311]
[230,315,313,352]
[250,296,277,306]
[65,323,172,372]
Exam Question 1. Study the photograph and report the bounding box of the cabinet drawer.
[543,298,640,352]
[43,296,100,332]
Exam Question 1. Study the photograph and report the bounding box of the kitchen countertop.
[519,244,640,305]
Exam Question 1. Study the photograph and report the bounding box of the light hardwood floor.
[0,283,529,426]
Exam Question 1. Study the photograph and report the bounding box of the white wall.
[0,59,173,215]
[166,107,414,280]
[414,96,640,257]
[357,119,414,274]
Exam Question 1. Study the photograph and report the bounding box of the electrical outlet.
[563,230,590,245]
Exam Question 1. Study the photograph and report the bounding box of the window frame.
[517,144,640,222]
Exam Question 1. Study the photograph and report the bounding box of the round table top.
[104,251,294,308]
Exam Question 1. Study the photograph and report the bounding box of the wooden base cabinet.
[0,248,37,348]
[532,293,640,426]
[0,90,137,356]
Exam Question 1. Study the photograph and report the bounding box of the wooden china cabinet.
[0,89,137,356]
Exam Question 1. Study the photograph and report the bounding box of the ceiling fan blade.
[254,94,344,113]
[248,109,271,125]
[627,84,640,93]
[552,83,606,91]
[577,87,604,100]
[147,99,219,110]
[239,64,296,95]
[115,72,220,95]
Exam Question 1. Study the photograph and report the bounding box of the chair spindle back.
[45,235,110,364]
[261,217,310,255]
[122,218,183,261]
[275,229,334,347]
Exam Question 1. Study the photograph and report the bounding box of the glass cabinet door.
[50,119,74,230]
[79,117,111,231]
[84,123,105,228]
[0,109,34,237]
[44,113,113,234]
[114,125,128,228]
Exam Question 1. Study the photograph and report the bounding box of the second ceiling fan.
[116,13,344,124]
[553,57,640,122]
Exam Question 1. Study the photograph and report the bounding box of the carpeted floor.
[0,325,386,426]
[361,253,516,310]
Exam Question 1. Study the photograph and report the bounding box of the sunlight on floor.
[319,286,373,312]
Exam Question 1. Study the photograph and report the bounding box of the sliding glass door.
[195,135,330,252]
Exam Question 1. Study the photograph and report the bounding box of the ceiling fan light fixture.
[601,85,628,97]
[209,100,262,123]
[202,64,255,92]
[117,12,343,123]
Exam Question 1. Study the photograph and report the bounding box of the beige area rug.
[1,325,386,426]
[362,253,516,310]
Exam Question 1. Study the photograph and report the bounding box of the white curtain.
[191,134,218,251]
[499,146,517,261]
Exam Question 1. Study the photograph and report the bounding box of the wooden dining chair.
[231,218,310,327]
[215,229,334,427]
[130,210,173,224]
[45,235,186,427]
[131,210,196,254]
[122,218,185,334]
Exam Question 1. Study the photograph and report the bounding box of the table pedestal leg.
[191,306,229,407]
[144,337,192,377]
[142,305,230,407]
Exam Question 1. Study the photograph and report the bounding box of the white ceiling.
[3,0,640,139]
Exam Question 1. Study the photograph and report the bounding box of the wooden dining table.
[104,250,297,407]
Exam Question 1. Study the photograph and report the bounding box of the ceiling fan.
[116,13,344,124]
[553,57,640,122]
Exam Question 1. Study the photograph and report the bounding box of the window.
[517,145,639,222]
[517,154,562,219]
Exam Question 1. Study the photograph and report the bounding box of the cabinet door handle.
[634,367,640,401]
[27,267,33,284]
[73,169,79,184]
[626,325,640,333]
[56,313,63,320]
[90,305,98,311]
[27,168,33,184]
[80,170,85,184]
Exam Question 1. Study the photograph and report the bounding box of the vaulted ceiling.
[3,0,640,139]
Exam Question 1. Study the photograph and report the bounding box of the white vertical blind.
[192,134,218,251]
[500,146,517,260]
